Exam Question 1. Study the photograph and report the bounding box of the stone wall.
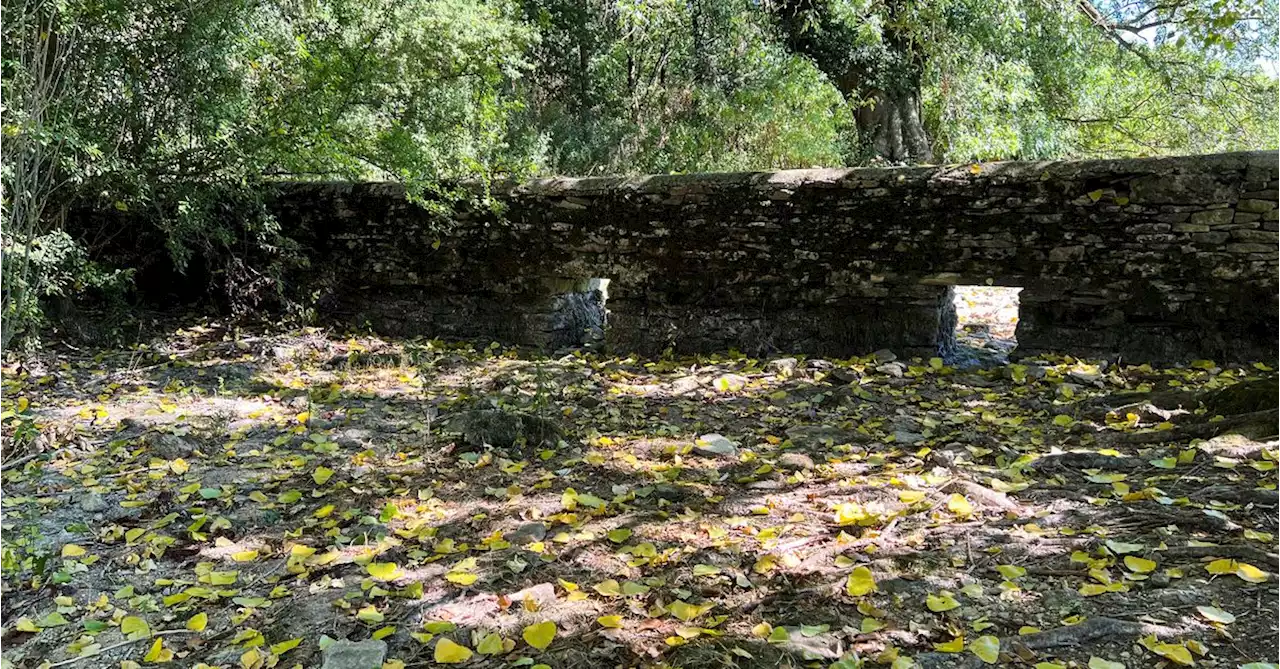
[271,150,1278,362]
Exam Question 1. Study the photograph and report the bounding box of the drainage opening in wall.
[547,278,610,351]
[951,285,1021,363]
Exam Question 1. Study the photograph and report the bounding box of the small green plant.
[0,526,55,590]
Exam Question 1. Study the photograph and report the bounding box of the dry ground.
[1,314,1276,669]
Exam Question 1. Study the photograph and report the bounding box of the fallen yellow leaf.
[522,621,556,650]
[1123,556,1157,573]
[970,635,1000,664]
[433,638,472,663]
[846,566,876,596]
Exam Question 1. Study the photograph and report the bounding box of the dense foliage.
[2,0,1277,346]
[6,0,1275,185]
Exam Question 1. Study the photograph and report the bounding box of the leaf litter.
[0,320,1276,668]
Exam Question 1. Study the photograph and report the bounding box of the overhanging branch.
[1074,0,1175,88]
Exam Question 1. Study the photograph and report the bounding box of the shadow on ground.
[1,319,1276,668]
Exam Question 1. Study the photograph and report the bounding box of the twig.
[1025,568,1089,577]
[45,630,198,668]
[101,467,150,479]
[941,474,1024,513]
[1,453,42,471]
[736,579,842,614]
[767,534,829,555]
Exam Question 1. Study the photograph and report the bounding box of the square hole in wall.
[547,278,610,350]
[951,285,1021,361]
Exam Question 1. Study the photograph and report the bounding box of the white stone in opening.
[547,278,610,350]
[952,285,1022,353]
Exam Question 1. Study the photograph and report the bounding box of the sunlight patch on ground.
[1,321,1275,668]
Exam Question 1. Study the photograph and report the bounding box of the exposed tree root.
[1030,451,1144,472]
[1159,544,1280,571]
[941,477,1024,513]
[1076,389,1199,420]
[1190,485,1279,508]
[1078,377,1278,443]
[1111,508,1239,533]
[1082,377,1276,416]
[1112,408,1278,444]
[1199,378,1280,416]
[915,617,1176,668]
[1014,616,1176,650]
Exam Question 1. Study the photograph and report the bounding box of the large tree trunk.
[838,76,932,163]
[771,0,933,164]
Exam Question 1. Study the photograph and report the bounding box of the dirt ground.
[2,306,1277,668]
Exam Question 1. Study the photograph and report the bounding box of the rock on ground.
[777,452,816,471]
[445,407,561,450]
[694,433,739,457]
[145,432,197,459]
[320,639,387,669]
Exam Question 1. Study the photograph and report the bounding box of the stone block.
[1048,245,1085,262]
[1237,199,1276,213]
[1189,209,1234,226]
[1192,231,1230,244]
[1130,173,1235,204]
[1226,243,1276,253]
[1230,229,1279,243]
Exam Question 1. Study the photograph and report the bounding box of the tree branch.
[1074,0,1174,88]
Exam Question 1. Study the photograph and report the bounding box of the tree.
[516,0,855,174]
[3,0,544,339]
[766,0,1276,164]
[1,0,79,347]
[770,0,933,163]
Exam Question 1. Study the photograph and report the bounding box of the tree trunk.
[838,76,933,163]
[770,0,933,164]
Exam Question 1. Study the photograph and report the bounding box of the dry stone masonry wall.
[273,151,1278,362]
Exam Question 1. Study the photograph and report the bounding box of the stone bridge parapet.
[270,151,1278,361]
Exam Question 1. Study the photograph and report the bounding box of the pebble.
[766,357,799,375]
[79,493,109,513]
[777,452,816,471]
[652,484,686,502]
[146,433,196,460]
[669,376,702,395]
[893,430,926,445]
[1056,382,1083,399]
[1068,369,1103,385]
[829,367,859,383]
[712,374,748,391]
[877,362,906,377]
[510,522,547,545]
[694,433,739,457]
[871,349,897,363]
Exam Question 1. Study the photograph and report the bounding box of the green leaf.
[366,562,401,581]
[522,621,556,650]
